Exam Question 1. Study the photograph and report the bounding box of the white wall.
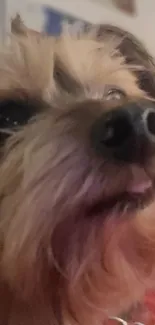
[6,0,155,55]
[0,0,6,42]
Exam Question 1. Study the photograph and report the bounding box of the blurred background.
[1,0,155,54]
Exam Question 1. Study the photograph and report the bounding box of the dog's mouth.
[116,164,154,212]
[105,187,154,213]
[88,165,155,216]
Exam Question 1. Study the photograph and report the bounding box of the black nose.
[91,101,155,163]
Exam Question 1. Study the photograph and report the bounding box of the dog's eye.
[0,98,40,143]
[0,99,37,129]
[105,88,126,101]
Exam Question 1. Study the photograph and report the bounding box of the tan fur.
[11,14,43,37]
[0,18,154,325]
[0,34,56,100]
[92,24,155,97]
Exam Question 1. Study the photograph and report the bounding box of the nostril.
[144,109,155,137]
[91,101,155,163]
[90,109,135,160]
[102,113,132,148]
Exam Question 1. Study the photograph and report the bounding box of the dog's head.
[0,23,155,325]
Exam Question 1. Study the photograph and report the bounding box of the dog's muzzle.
[91,100,155,163]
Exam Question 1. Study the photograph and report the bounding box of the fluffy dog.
[0,18,155,325]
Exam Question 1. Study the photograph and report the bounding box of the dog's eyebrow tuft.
[54,58,82,94]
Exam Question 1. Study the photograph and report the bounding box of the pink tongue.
[127,165,152,194]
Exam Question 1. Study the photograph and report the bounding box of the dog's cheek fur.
[0,121,155,325]
[1,191,155,325]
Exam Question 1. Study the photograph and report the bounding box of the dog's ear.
[11,14,43,37]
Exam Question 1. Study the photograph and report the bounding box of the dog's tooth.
[127,165,152,194]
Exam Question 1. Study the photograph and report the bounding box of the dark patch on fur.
[54,58,82,94]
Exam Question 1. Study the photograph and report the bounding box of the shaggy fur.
[11,14,44,36]
[94,24,155,97]
[11,16,155,96]
[0,19,155,325]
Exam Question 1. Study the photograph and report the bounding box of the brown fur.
[0,20,155,325]
[12,17,155,97]
[94,24,155,97]
[11,14,44,37]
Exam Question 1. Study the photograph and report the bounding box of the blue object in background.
[43,6,89,35]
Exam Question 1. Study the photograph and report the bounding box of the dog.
[0,17,155,325]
